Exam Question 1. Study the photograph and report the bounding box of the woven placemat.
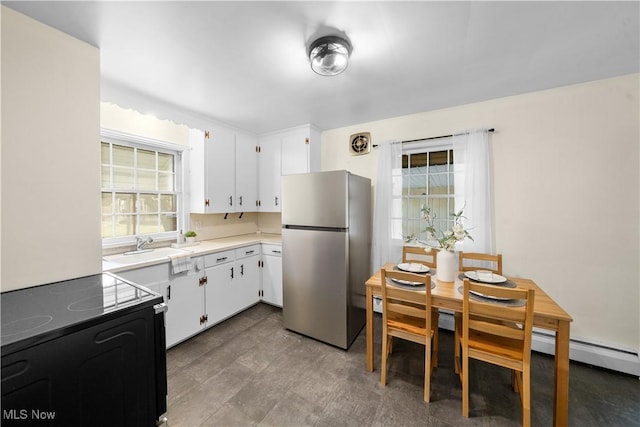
[394,265,435,276]
[456,286,526,307]
[457,273,516,288]
[386,278,435,291]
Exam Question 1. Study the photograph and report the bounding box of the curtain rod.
[373,128,495,148]
[402,128,495,144]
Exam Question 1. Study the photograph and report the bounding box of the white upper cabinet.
[235,132,258,212]
[207,126,236,212]
[189,126,258,214]
[258,124,320,212]
[257,134,282,212]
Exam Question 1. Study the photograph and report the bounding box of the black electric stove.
[1,273,168,426]
[1,273,161,354]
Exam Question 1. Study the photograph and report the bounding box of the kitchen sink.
[103,247,192,265]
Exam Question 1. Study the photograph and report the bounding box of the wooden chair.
[458,251,503,275]
[402,245,439,366]
[402,245,437,269]
[455,278,535,426]
[455,251,503,373]
[380,267,436,402]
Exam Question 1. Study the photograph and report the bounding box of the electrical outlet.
[194,221,202,230]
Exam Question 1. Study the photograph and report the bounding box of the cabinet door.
[205,261,236,325]
[281,130,309,176]
[207,126,236,213]
[234,256,261,311]
[262,254,283,307]
[188,128,212,214]
[257,134,281,212]
[166,269,205,347]
[235,132,258,212]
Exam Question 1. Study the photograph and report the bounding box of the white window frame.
[402,138,463,246]
[100,128,187,249]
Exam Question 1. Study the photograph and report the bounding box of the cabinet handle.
[217,257,227,262]
[245,250,254,255]
[239,196,243,206]
[229,196,233,206]
[230,267,234,279]
[167,285,171,300]
[272,250,281,254]
[240,264,244,276]
[205,199,210,207]
[275,196,279,206]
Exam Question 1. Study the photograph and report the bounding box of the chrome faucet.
[136,236,154,251]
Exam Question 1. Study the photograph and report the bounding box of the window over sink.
[100,130,185,247]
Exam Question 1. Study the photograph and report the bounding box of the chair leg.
[462,346,469,417]
[381,328,388,386]
[521,368,531,427]
[424,339,432,402]
[454,312,462,374]
[388,336,394,355]
[431,311,439,368]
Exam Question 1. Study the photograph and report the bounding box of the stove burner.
[68,295,105,312]
[1,315,53,338]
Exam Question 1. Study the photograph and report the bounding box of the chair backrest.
[380,268,432,330]
[459,252,503,275]
[462,279,534,359]
[402,246,437,269]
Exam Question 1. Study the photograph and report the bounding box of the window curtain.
[453,129,494,253]
[371,140,403,273]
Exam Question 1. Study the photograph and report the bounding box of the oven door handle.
[154,303,168,314]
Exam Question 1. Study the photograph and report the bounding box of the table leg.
[553,321,570,426]
[366,286,374,372]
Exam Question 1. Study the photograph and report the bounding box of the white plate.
[390,278,424,287]
[397,263,429,274]
[464,271,507,284]
[469,290,511,301]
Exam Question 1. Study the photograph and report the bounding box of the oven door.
[154,303,168,424]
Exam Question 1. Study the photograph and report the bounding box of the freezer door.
[281,171,348,228]
[282,227,349,349]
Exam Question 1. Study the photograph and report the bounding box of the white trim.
[436,311,639,377]
[101,128,189,152]
[373,303,640,376]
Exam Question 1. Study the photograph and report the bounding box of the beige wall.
[1,7,102,291]
[321,74,640,352]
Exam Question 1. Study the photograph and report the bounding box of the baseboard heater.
[372,298,639,377]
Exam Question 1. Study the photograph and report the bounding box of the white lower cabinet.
[260,244,282,307]
[167,261,205,347]
[114,261,205,348]
[204,246,260,325]
[233,246,261,313]
[111,242,277,348]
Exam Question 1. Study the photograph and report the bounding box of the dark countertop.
[1,273,162,355]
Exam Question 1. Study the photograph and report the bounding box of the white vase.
[186,237,196,244]
[436,250,456,282]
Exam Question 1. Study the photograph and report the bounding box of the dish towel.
[169,253,191,274]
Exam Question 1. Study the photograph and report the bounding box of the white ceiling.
[4,1,639,135]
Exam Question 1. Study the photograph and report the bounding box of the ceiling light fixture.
[307,35,352,76]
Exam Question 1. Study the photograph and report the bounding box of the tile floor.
[166,303,639,426]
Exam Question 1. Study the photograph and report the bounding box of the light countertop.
[103,233,281,273]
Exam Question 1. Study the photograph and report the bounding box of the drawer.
[204,249,235,268]
[235,244,260,259]
[262,244,282,257]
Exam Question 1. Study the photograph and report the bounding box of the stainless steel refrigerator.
[281,170,371,349]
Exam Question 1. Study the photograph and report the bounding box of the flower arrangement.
[406,205,473,252]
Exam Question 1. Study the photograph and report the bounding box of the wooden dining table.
[365,263,573,427]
